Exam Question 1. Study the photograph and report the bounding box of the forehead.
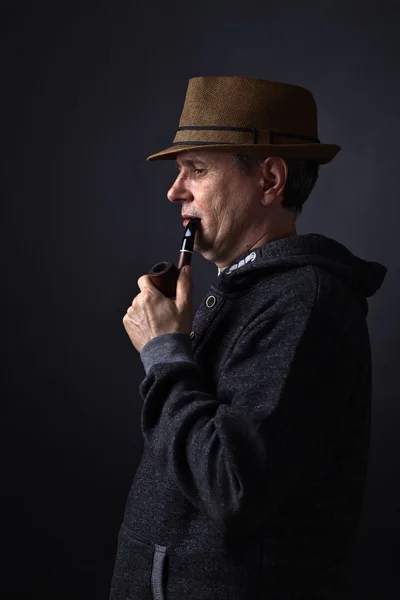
[175,150,230,166]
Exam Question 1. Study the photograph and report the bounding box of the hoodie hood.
[215,233,387,316]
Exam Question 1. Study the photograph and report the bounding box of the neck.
[217,223,297,273]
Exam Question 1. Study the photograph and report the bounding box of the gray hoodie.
[110,233,386,600]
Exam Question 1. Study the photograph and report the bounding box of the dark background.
[3,0,399,598]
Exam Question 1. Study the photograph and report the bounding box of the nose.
[167,172,193,204]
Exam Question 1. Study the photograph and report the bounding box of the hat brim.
[147,143,341,164]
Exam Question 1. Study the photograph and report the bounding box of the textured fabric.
[110,233,386,600]
[146,76,341,163]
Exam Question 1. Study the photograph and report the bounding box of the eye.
[194,168,205,175]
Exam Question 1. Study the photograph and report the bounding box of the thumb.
[175,265,192,308]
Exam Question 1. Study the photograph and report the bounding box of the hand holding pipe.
[148,218,201,298]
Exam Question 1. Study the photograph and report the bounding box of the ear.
[262,158,287,197]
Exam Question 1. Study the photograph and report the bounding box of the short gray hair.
[231,154,320,218]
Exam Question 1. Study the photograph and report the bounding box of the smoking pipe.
[148,218,201,298]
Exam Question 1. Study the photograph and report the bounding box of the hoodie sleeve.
[139,306,357,535]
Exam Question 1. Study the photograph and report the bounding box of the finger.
[175,265,192,309]
[137,275,162,295]
[137,275,151,292]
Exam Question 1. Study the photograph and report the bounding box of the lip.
[182,216,201,228]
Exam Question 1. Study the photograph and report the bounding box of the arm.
[139,307,354,535]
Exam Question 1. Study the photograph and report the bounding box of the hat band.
[172,126,320,146]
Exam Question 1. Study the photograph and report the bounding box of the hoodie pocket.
[110,523,167,600]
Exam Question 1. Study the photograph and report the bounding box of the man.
[110,76,387,599]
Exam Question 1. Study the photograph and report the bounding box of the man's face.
[167,150,264,265]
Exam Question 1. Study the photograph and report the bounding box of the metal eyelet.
[205,295,216,308]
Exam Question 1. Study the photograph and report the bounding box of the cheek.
[194,184,218,216]
[196,176,244,223]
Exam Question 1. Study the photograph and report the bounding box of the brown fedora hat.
[147,76,340,164]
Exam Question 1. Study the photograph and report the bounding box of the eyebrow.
[175,158,208,168]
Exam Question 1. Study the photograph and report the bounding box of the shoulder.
[246,264,364,337]
[312,266,367,326]
[254,264,318,317]
[272,264,363,316]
